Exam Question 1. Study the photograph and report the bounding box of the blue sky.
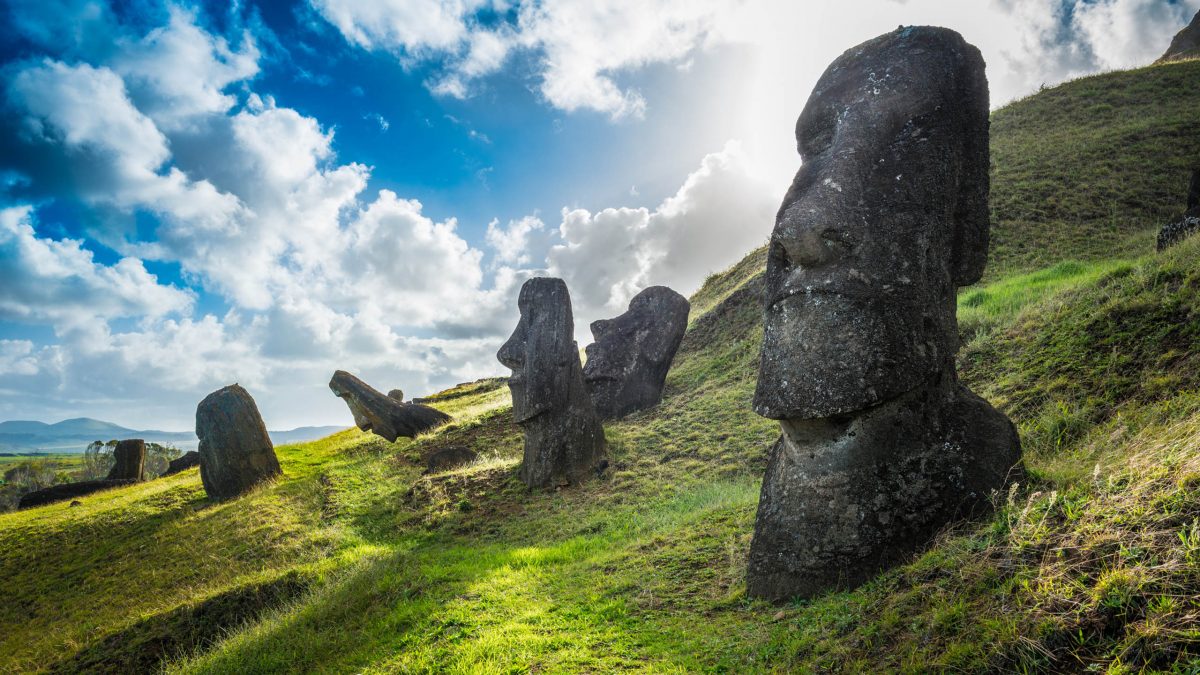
[0,0,1196,430]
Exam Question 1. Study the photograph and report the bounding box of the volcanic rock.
[18,479,138,509]
[747,26,1022,601]
[583,286,689,419]
[497,277,606,488]
[328,371,451,441]
[424,445,478,474]
[162,450,200,476]
[106,438,145,481]
[195,384,281,501]
[1157,10,1200,63]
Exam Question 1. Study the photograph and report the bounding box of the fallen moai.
[328,371,451,441]
[196,384,281,501]
[498,277,606,488]
[18,479,139,509]
[583,286,690,419]
[747,26,1023,601]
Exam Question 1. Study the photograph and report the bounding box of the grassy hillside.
[3,60,1200,673]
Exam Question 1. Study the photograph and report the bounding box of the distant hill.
[1157,10,1200,63]
[0,417,347,453]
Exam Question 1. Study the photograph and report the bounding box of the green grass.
[5,59,1200,673]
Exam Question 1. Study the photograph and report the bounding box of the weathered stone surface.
[498,277,606,488]
[196,384,281,501]
[328,371,451,441]
[1157,10,1200,63]
[387,389,404,402]
[1158,169,1200,250]
[162,450,200,476]
[106,439,145,481]
[583,286,690,419]
[19,479,138,509]
[747,26,1022,602]
[424,445,478,474]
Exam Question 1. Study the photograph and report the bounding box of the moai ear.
[951,53,991,287]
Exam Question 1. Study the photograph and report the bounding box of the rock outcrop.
[328,371,451,441]
[498,277,606,488]
[1157,169,1200,250]
[162,450,200,476]
[387,389,404,402]
[195,384,281,501]
[106,439,145,481]
[424,445,478,474]
[747,26,1022,601]
[18,479,139,509]
[1157,10,1200,63]
[583,286,690,419]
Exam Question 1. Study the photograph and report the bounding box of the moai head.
[583,286,690,419]
[753,26,990,421]
[497,277,577,424]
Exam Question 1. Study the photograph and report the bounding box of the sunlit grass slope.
[3,60,1200,673]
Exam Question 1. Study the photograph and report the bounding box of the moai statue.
[107,439,146,481]
[747,26,1023,601]
[195,384,282,501]
[583,286,690,419]
[328,371,450,441]
[498,277,606,488]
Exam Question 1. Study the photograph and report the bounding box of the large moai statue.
[328,370,451,441]
[195,384,282,501]
[583,286,690,420]
[747,26,1022,601]
[106,439,146,481]
[498,277,606,488]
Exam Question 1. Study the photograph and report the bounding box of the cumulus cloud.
[547,141,776,320]
[312,0,736,118]
[0,206,193,327]
[486,216,544,266]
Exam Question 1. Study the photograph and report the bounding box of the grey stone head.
[497,277,577,424]
[754,26,990,421]
[583,286,690,418]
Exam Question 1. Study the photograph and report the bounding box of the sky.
[0,0,1196,431]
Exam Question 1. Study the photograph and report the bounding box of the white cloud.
[486,215,544,265]
[112,5,260,131]
[0,340,39,377]
[546,141,776,320]
[0,206,193,327]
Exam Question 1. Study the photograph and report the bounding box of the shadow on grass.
[46,570,315,675]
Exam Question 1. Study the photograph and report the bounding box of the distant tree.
[82,440,116,480]
[0,459,63,511]
[143,442,182,479]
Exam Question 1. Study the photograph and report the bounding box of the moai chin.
[498,277,606,489]
[747,26,1023,601]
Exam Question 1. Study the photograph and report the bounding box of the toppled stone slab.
[583,286,690,419]
[196,384,281,501]
[106,438,145,481]
[498,277,606,488]
[162,450,200,476]
[19,479,139,509]
[747,26,1022,601]
[328,371,451,441]
[424,445,479,474]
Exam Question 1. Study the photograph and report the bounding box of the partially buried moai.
[583,286,690,419]
[106,439,146,481]
[747,26,1022,601]
[195,384,282,501]
[498,277,606,488]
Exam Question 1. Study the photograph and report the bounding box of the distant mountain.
[0,418,348,453]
